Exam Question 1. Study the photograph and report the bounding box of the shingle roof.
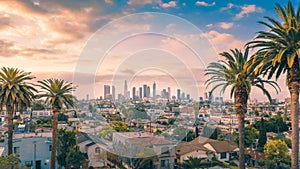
[205,140,238,153]
[77,132,91,144]
[190,136,217,145]
[175,142,208,155]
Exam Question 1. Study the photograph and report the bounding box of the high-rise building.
[177,89,181,100]
[124,80,128,96]
[204,92,208,101]
[162,89,167,98]
[104,85,110,99]
[139,87,143,99]
[208,91,213,103]
[143,84,147,98]
[147,86,150,98]
[187,94,190,100]
[112,85,115,101]
[153,82,156,99]
[132,87,136,99]
[167,87,171,99]
[181,92,185,100]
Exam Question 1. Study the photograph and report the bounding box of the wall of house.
[179,150,207,163]
[5,133,53,169]
[87,143,107,168]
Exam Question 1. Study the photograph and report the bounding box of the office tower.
[168,87,171,99]
[162,89,167,98]
[204,92,208,100]
[153,82,156,99]
[177,89,181,100]
[139,87,143,99]
[181,92,185,100]
[132,87,136,99]
[112,85,115,101]
[143,84,147,98]
[86,94,89,101]
[124,80,128,96]
[104,85,110,99]
[187,94,190,100]
[147,86,150,98]
[199,97,203,101]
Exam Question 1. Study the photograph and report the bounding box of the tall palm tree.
[0,67,36,155]
[36,79,76,169]
[246,1,300,168]
[205,48,279,169]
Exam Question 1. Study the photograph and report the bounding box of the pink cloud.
[235,4,264,19]
[161,1,176,8]
[195,1,216,7]
[218,22,234,29]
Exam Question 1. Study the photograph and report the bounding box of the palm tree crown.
[205,48,279,100]
[0,67,36,155]
[37,78,76,110]
[247,1,300,80]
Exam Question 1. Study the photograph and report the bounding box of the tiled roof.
[190,136,217,145]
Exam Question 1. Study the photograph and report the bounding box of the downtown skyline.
[0,0,296,101]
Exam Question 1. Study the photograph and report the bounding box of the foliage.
[112,121,129,132]
[31,101,46,110]
[245,126,258,148]
[182,156,203,169]
[0,154,21,169]
[254,116,289,133]
[57,129,77,168]
[99,124,115,140]
[264,139,290,166]
[258,118,267,149]
[65,147,86,169]
[123,108,150,120]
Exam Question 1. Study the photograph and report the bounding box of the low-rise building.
[4,132,53,169]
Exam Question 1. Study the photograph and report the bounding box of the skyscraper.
[112,85,115,101]
[143,84,147,98]
[139,87,143,99]
[177,89,181,101]
[104,85,110,99]
[168,87,171,99]
[153,82,156,99]
[124,80,128,96]
[147,86,150,98]
[132,87,136,99]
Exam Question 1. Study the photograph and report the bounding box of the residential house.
[175,142,210,163]
[203,140,238,162]
[4,132,53,169]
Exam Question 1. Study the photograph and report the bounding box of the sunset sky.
[0,0,297,100]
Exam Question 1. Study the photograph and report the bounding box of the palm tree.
[246,1,300,168]
[36,79,76,169]
[205,48,279,169]
[182,156,203,169]
[0,67,36,155]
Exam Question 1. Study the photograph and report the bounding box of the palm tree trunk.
[7,105,14,155]
[287,60,300,169]
[235,85,248,169]
[51,109,59,169]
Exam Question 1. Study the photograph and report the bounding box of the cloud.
[220,3,235,11]
[127,0,158,6]
[104,0,114,4]
[218,22,234,29]
[195,1,216,7]
[235,4,263,19]
[206,24,213,28]
[201,30,244,52]
[161,1,176,8]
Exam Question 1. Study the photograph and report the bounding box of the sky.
[0,0,298,101]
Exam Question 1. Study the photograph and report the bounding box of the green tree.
[112,121,129,132]
[32,101,46,110]
[99,124,115,140]
[57,129,76,168]
[65,147,86,169]
[245,126,258,148]
[0,154,21,169]
[247,1,300,168]
[37,79,76,169]
[258,118,267,150]
[205,48,279,169]
[264,139,290,168]
[0,67,36,155]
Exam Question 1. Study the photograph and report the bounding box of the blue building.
[4,132,54,169]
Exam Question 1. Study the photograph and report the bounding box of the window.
[13,147,20,154]
[95,147,100,154]
[220,152,227,159]
[161,159,169,167]
[49,145,52,151]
